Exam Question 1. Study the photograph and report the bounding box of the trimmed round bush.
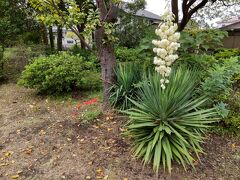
[18,52,101,94]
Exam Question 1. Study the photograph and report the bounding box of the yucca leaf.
[124,67,218,173]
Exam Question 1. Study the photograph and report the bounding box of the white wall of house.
[50,27,80,49]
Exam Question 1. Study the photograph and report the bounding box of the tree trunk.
[171,0,179,24]
[0,46,5,71]
[49,26,54,51]
[176,0,209,31]
[95,0,118,111]
[57,26,63,51]
[77,24,86,49]
[41,24,49,45]
[95,27,116,111]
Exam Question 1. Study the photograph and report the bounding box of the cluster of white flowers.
[152,12,181,89]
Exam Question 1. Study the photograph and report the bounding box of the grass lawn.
[0,83,239,180]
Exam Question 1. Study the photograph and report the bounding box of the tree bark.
[49,26,54,51]
[171,0,179,24]
[96,0,117,111]
[176,0,210,31]
[95,27,116,111]
[41,24,49,45]
[0,46,5,72]
[57,26,63,51]
[77,24,86,49]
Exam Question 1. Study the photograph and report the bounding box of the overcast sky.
[145,0,167,15]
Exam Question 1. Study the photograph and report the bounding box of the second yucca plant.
[124,67,219,173]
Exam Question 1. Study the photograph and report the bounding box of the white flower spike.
[152,11,180,89]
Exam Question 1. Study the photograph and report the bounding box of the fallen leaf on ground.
[231,143,237,149]
[96,168,102,173]
[0,163,9,166]
[85,176,91,180]
[11,175,19,179]
[103,175,109,180]
[107,128,113,132]
[4,151,13,157]
[39,130,46,135]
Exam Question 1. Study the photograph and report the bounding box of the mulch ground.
[0,83,240,180]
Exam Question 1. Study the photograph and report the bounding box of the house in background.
[217,17,240,49]
[49,7,160,49]
[50,27,80,49]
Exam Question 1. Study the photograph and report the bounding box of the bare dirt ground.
[0,83,240,180]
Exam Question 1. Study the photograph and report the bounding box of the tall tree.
[171,0,240,31]
[57,26,63,51]
[0,0,39,64]
[95,0,118,109]
[48,26,55,50]
[115,1,151,48]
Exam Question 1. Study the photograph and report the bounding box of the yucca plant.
[110,62,142,110]
[124,67,219,173]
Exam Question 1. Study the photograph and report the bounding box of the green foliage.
[29,0,100,40]
[69,44,99,64]
[214,48,240,59]
[215,102,229,119]
[18,52,101,94]
[115,46,153,70]
[69,44,91,56]
[179,29,228,54]
[138,26,156,53]
[110,63,142,110]
[78,104,102,124]
[124,67,218,173]
[175,54,217,71]
[226,114,240,130]
[115,47,141,62]
[115,12,151,48]
[0,0,40,47]
[19,32,42,44]
[201,57,240,102]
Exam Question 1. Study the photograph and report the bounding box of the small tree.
[29,0,119,110]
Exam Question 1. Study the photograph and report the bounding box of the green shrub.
[115,46,153,71]
[18,52,101,94]
[110,62,142,110]
[115,47,141,62]
[175,54,217,71]
[179,29,228,54]
[201,57,240,102]
[214,48,240,59]
[226,114,240,129]
[69,44,100,68]
[124,67,218,173]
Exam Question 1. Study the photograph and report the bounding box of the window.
[67,40,74,44]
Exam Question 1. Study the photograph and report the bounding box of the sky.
[145,0,167,15]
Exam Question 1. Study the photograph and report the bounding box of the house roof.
[119,2,160,22]
[220,21,240,31]
[134,9,161,21]
[218,16,240,30]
